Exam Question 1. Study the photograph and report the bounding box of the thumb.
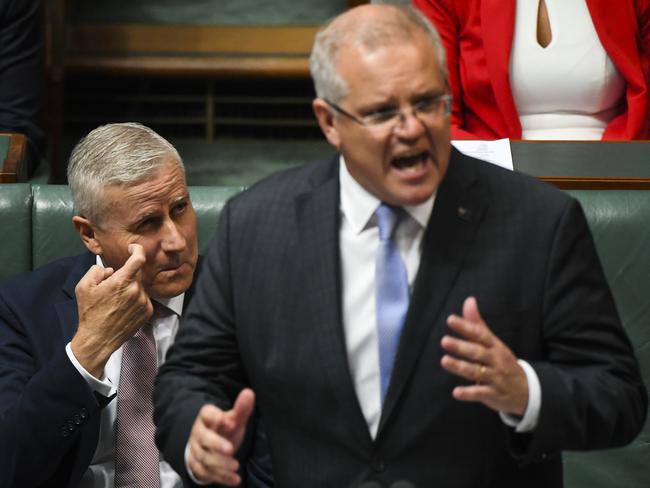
[223,388,255,434]
[462,296,483,323]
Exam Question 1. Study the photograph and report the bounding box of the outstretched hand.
[441,297,528,416]
[187,388,256,486]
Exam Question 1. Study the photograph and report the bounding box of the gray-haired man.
[0,123,199,487]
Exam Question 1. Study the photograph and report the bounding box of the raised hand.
[71,244,153,378]
[441,297,528,416]
[187,388,256,486]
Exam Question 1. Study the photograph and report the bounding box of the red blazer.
[413,0,650,140]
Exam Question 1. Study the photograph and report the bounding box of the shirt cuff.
[499,359,541,433]
[65,342,116,398]
[185,443,210,486]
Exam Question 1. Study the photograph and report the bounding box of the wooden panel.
[65,55,310,78]
[0,133,28,183]
[538,177,650,190]
[68,25,318,55]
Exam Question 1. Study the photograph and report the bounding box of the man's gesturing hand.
[71,244,153,378]
[441,297,528,416]
[187,389,256,486]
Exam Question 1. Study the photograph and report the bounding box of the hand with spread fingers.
[187,388,255,486]
[441,296,528,417]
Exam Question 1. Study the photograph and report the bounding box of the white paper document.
[451,138,514,171]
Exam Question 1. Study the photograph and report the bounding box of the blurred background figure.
[413,0,650,140]
[0,0,45,176]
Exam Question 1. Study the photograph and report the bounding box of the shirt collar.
[95,254,185,316]
[338,155,436,233]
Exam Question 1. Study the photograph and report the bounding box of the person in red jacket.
[413,0,650,140]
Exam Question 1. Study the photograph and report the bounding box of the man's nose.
[160,219,186,252]
[394,108,426,139]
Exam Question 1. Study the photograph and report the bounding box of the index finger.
[114,243,146,280]
[446,298,494,347]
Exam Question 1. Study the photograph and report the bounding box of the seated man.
[0,122,200,487]
[154,4,647,488]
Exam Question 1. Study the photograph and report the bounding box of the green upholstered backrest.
[0,184,32,281]
[31,185,84,269]
[563,190,650,488]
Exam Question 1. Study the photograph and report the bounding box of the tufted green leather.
[0,184,32,280]
[563,190,650,488]
[0,184,649,487]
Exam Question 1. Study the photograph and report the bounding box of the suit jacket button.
[61,428,70,437]
[73,414,82,425]
[80,408,87,419]
[371,458,385,472]
[67,420,75,431]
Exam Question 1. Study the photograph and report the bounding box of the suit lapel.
[56,253,95,343]
[378,149,490,433]
[295,158,374,447]
[481,0,521,136]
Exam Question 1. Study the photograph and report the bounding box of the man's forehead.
[336,35,442,95]
[101,167,187,210]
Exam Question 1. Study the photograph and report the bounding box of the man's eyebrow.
[170,193,190,204]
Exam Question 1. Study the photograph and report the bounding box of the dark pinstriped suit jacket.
[155,149,646,488]
[0,253,204,488]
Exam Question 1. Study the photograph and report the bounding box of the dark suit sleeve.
[0,292,109,487]
[511,198,647,462]
[154,200,259,487]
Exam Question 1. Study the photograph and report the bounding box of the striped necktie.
[114,306,167,488]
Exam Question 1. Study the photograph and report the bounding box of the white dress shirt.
[338,157,540,438]
[65,256,184,488]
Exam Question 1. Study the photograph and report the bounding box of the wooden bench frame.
[0,133,28,183]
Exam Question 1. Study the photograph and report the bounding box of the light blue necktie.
[375,203,410,404]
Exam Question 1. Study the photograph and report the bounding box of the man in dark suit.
[0,123,200,487]
[153,5,647,488]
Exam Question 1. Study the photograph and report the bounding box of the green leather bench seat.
[0,184,31,278]
[563,190,650,488]
[0,183,648,488]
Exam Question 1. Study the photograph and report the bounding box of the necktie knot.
[375,203,401,242]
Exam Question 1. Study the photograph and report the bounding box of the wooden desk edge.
[538,176,650,190]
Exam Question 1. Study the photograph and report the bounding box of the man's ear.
[312,98,341,149]
[72,216,102,255]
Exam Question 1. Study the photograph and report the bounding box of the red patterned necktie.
[114,317,161,488]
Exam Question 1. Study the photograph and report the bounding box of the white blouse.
[510,0,626,140]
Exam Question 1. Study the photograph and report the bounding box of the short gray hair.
[67,122,184,223]
[310,4,448,102]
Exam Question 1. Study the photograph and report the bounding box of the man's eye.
[172,201,188,215]
[137,218,156,231]
[365,109,397,124]
[414,97,436,112]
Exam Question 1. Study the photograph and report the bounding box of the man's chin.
[148,267,195,298]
